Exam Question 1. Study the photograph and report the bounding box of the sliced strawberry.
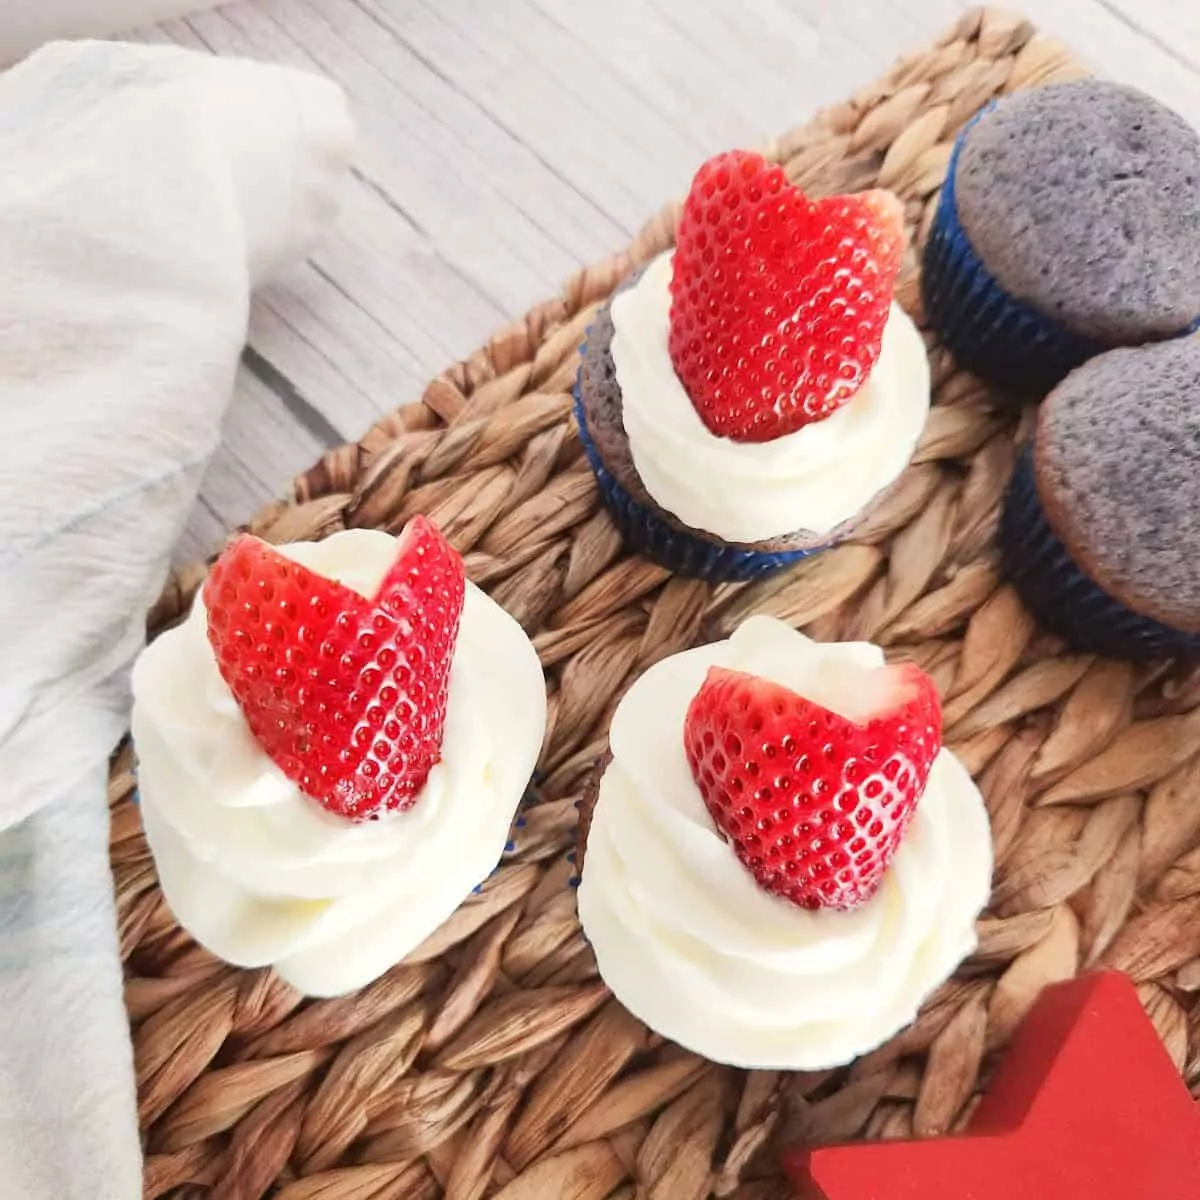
[203,517,465,821]
[668,149,905,443]
[683,660,941,910]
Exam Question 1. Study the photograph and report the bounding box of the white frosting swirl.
[577,615,992,1070]
[131,529,547,997]
[610,253,931,542]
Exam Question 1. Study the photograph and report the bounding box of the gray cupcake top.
[1035,338,1200,631]
[956,80,1200,344]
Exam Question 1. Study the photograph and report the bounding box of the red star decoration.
[783,971,1200,1200]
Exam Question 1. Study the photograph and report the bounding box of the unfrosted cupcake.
[576,149,931,582]
[132,521,547,996]
[1001,339,1200,661]
[576,615,993,1069]
[924,80,1200,395]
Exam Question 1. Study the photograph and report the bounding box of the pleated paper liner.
[110,10,1200,1200]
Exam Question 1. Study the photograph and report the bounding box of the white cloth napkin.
[0,39,353,1197]
[0,1,223,67]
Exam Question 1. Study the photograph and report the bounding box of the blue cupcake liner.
[572,345,823,583]
[1000,448,1200,661]
[922,105,1200,397]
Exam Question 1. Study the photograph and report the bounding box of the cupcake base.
[923,107,1200,398]
[573,298,830,583]
[922,109,1108,396]
[574,385,820,582]
[1001,449,1200,661]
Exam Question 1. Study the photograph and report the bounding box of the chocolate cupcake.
[575,149,931,583]
[577,291,843,581]
[1001,338,1200,661]
[923,80,1200,396]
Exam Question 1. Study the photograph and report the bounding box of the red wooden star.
[783,971,1200,1200]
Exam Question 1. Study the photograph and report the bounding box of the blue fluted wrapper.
[1000,448,1200,661]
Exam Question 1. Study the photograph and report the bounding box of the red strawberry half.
[668,149,905,443]
[203,517,465,821]
[683,660,941,910]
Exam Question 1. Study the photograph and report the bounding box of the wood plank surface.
[130,0,1200,562]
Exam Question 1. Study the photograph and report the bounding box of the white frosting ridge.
[609,252,931,542]
[131,529,547,997]
[577,615,992,1070]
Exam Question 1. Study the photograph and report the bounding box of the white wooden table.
[132,0,1200,562]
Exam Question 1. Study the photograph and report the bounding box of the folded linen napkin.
[0,39,353,1197]
[0,2,223,68]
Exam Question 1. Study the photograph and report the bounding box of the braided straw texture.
[110,9,1200,1198]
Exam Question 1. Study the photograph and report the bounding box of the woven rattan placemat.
[110,9,1200,1198]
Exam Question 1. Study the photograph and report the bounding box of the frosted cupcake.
[576,149,930,582]
[923,81,1200,395]
[576,616,992,1069]
[131,521,547,996]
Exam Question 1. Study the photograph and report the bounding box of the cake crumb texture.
[957,80,1200,344]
